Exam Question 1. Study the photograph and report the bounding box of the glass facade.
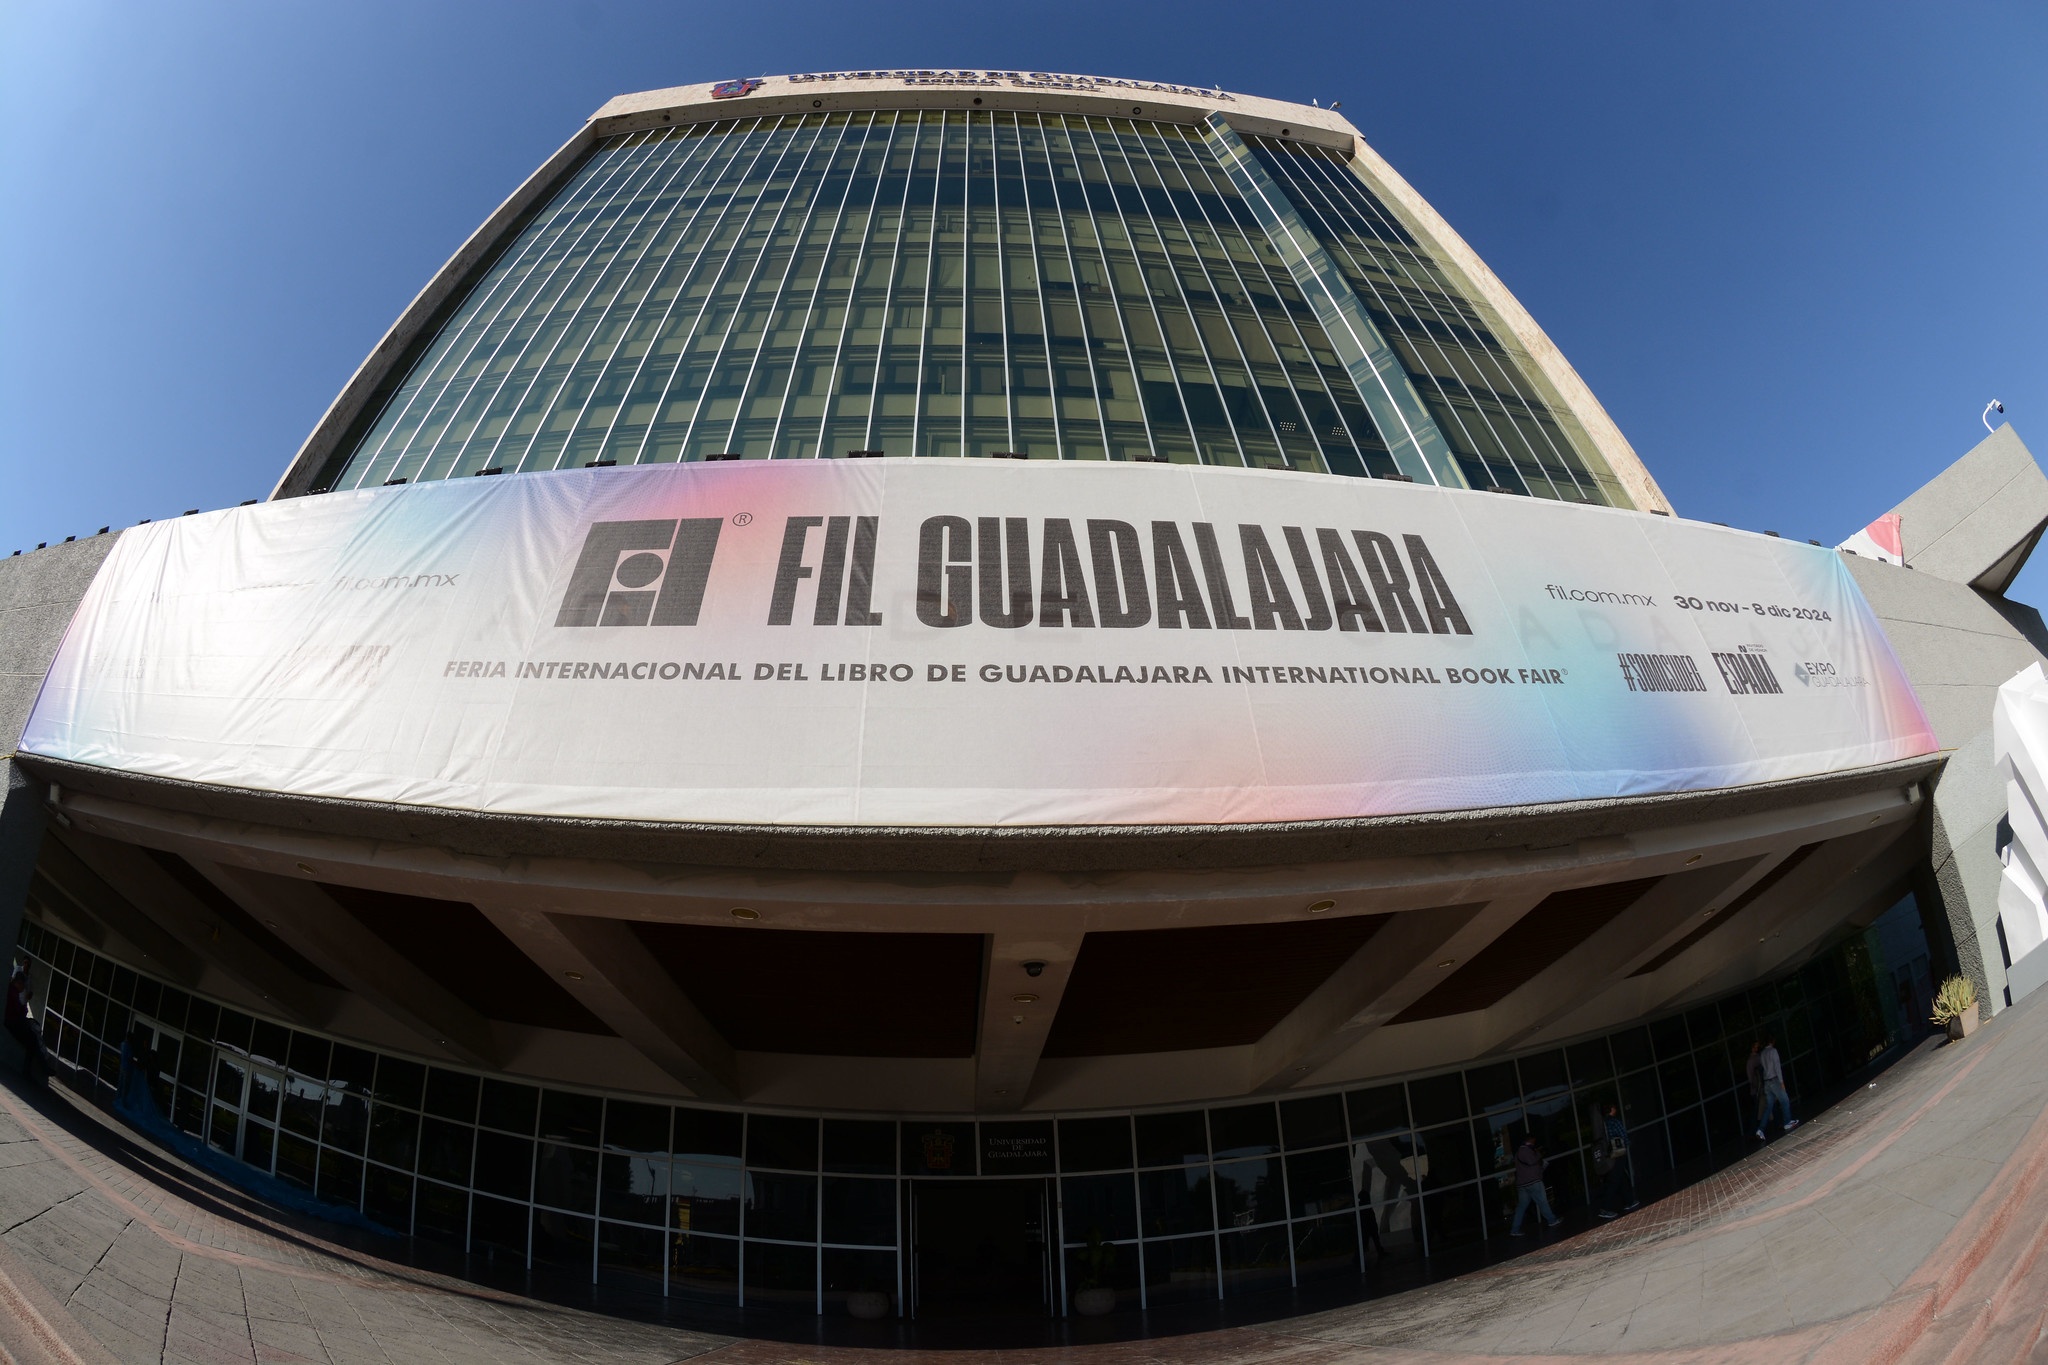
[323,111,1624,506]
[16,914,1919,1315]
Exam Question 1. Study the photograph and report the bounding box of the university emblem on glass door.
[710,77,763,99]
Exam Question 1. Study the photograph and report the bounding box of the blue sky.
[3,1,2044,593]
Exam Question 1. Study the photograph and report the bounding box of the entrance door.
[910,1179,1052,1318]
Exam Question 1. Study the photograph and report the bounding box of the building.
[1,71,2043,1322]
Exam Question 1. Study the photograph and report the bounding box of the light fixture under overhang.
[564,970,584,981]
[1308,899,1336,914]
[1437,959,1457,968]
[730,907,759,920]
[295,862,314,875]
[1012,993,1039,1004]
[1684,854,1702,866]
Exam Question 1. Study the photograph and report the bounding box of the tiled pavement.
[3,989,2047,1365]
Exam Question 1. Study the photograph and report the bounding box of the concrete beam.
[1248,903,1485,1092]
[473,904,736,1101]
[1481,858,1763,1055]
[31,841,205,986]
[186,857,497,1067]
[974,931,1086,1112]
[50,829,329,1026]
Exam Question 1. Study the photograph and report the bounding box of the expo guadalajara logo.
[552,514,1473,636]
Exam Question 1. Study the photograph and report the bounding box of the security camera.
[1023,960,1046,977]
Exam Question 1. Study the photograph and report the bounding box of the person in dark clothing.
[6,956,50,1087]
[1755,1036,1798,1139]
[1508,1134,1562,1235]
[1595,1104,1639,1219]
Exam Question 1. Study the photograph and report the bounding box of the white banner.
[22,461,1936,827]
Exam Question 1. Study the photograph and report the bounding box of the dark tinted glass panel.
[185,1000,219,1042]
[1214,1156,1285,1228]
[1685,1005,1722,1050]
[1279,1094,1346,1150]
[1208,1103,1279,1158]
[1566,1038,1614,1084]
[1408,1072,1467,1126]
[1518,1050,1568,1099]
[674,1106,743,1162]
[746,1172,818,1241]
[423,1068,479,1122]
[418,1117,473,1185]
[246,1069,279,1123]
[479,1079,539,1134]
[540,1089,602,1145]
[1417,1123,1477,1187]
[242,1120,272,1173]
[1139,1164,1213,1237]
[215,1009,253,1054]
[748,1115,819,1171]
[249,1021,290,1069]
[1465,1061,1519,1114]
[671,1233,739,1303]
[1220,1225,1292,1294]
[1058,1117,1133,1173]
[473,1131,534,1200]
[415,1181,467,1247]
[824,1248,898,1310]
[605,1100,670,1156]
[1650,1015,1690,1060]
[601,1153,668,1225]
[823,1119,895,1174]
[322,1090,369,1154]
[1612,1026,1654,1073]
[1142,1234,1216,1304]
[275,1132,317,1191]
[372,1057,425,1109]
[132,978,162,1021]
[532,1209,594,1270]
[369,1104,419,1171]
[1422,1181,1482,1252]
[598,1221,665,1289]
[822,1176,895,1246]
[1061,1172,1137,1243]
[744,1240,815,1305]
[1293,1214,1360,1281]
[1286,1146,1354,1219]
[364,1166,412,1233]
[535,1142,598,1213]
[318,1152,363,1210]
[280,1076,322,1139]
[110,966,137,1004]
[471,1195,527,1256]
[285,1030,326,1078]
[673,1163,743,1236]
[1669,1106,1709,1165]
[1347,1084,1409,1138]
[1135,1111,1207,1167]
[1659,1057,1701,1112]
[1621,1068,1664,1123]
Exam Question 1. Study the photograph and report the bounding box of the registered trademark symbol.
[731,512,753,526]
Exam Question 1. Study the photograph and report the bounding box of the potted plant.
[1071,1229,1117,1316]
[1931,975,1979,1040]
[846,1286,891,1320]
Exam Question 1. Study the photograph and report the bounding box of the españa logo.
[710,77,764,99]
[555,519,723,627]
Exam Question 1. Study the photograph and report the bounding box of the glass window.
[744,1240,816,1306]
[1346,1084,1409,1138]
[600,1152,668,1225]
[1567,1038,1614,1085]
[1139,1164,1213,1237]
[1286,1146,1354,1219]
[673,1162,743,1236]
[368,1103,418,1171]
[674,1106,743,1162]
[1219,1225,1291,1295]
[604,1099,670,1156]
[371,1056,424,1109]
[1208,1102,1279,1158]
[423,1068,479,1123]
[672,1232,740,1303]
[473,1130,534,1201]
[746,1171,818,1241]
[1141,1234,1216,1304]
[821,1176,895,1246]
[1058,1117,1132,1173]
[418,1117,473,1185]
[479,1079,539,1135]
[535,1141,598,1213]
[1279,1094,1345,1150]
[597,1221,665,1290]
[1134,1110,1207,1167]
[1517,1050,1569,1100]
[540,1089,602,1145]
[1213,1157,1285,1228]
[823,1119,895,1174]
[1408,1072,1467,1127]
[1061,1172,1137,1244]
[472,1194,527,1256]
[748,1114,819,1171]
[285,1029,326,1079]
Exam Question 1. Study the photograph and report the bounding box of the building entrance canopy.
[23,460,1932,828]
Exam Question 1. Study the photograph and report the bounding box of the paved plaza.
[2,987,2045,1365]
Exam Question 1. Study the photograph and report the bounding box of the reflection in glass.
[673,1162,743,1235]
[1213,1157,1284,1228]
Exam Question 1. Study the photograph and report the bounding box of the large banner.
[21,461,1935,827]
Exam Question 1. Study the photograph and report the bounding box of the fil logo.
[555,519,723,627]
[709,77,764,99]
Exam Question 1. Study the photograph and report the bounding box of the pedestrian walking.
[6,954,50,1087]
[1746,1040,1768,1131]
[1594,1104,1639,1219]
[1754,1036,1798,1139]
[1508,1134,1563,1235]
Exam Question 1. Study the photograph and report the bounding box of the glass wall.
[15,914,1913,1315]
[322,112,1609,505]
